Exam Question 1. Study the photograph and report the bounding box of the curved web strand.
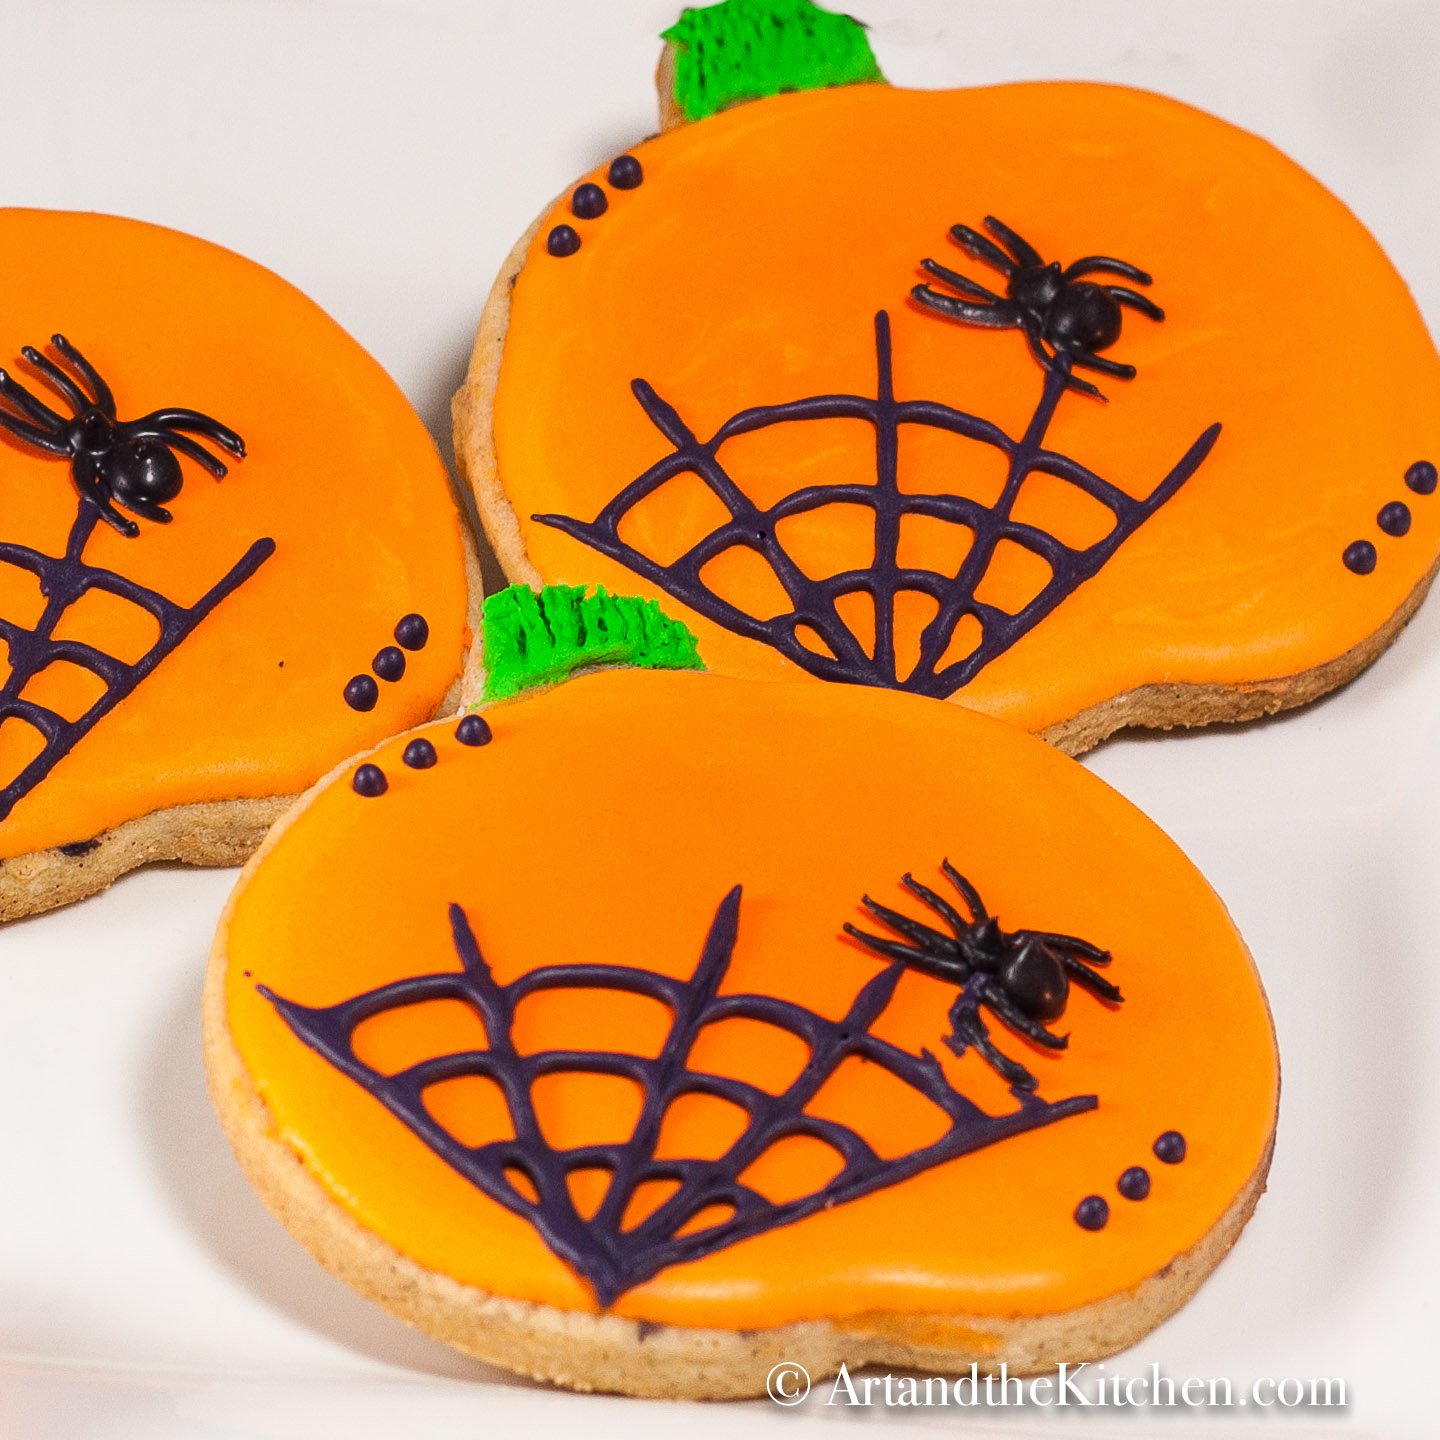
[0,497,274,823]
[534,312,1220,697]
[262,887,1096,1306]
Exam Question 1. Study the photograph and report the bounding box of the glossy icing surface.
[223,669,1277,1328]
[0,210,471,858]
[491,83,1440,729]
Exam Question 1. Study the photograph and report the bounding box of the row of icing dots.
[343,613,430,712]
[1343,461,1436,576]
[351,714,492,797]
[547,154,645,258]
[1073,1129,1187,1232]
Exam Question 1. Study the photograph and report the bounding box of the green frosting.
[481,584,704,701]
[662,0,884,123]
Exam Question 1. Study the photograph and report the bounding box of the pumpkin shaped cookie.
[0,210,478,920]
[454,1,1440,753]
[205,664,1277,1399]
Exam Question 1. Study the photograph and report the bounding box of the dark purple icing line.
[261,887,1096,1307]
[0,500,274,824]
[536,311,1219,698]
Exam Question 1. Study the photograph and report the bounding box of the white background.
[2,2,1438,1436]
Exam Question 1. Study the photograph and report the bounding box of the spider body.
[912,216,1164,399]
[844,859,1123,1091]
[0,334,244,537]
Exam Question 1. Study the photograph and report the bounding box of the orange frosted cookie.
[0,210,478,919]
[205,667,1277,1398]
[454,13,1440,753]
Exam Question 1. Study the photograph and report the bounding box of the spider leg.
[0,368,66,427]
[983,216,1043,270]
[20,346,90,415]
[940,860,987,921]
[49,334,115,415]
[859,896,959,954]
[947,223,1017,277]
[1022,321,1065,373]
[1065,348,1137,380]
[981,985,1069,1051]
[911,286,1017,328]
[1022,929,1110,963]
[948,993,1037,1091]
[118,494,173,526]
[1063,256,1153,285]
[843,923,971,987]
[130,410,245,458]
[901,872,971,937]
[919,258,1002,304]
[1105,286,1165,322]
[1058,954,1123,1004]
[71,454,139,538]
[0,392,69,455]
[842,923,930,967]
[130,429,230,478]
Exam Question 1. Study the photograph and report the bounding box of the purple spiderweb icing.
[535,312,1221,697]
[261,886,1096,1306]
[0,498,274,823]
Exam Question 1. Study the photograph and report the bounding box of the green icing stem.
[481,584,704,701]
[663,0,884,123]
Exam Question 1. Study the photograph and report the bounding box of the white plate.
[2,1,1437,1435]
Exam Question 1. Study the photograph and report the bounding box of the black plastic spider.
[912,216,1164,399]
[843,860,1122,1092]
[0,334,245,537]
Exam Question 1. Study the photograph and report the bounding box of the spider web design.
[262,886,1098,1306]
[0,498,275,824]
[535,311,1222,697]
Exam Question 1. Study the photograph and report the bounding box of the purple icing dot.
[373,646,406,682]
[352,763,388,797]
[571,182,608,219]
[394,613,429,651]
[547,224,581,257]
[1117,1166,1151,1201]
[1378,501,1412,537]
[1074,1195,1109,1231]
[1342,540,1377,575]
[343,674,379,712]
[403,738,438,770]
[1154,1130,1187,1165]
[607,154,643,189]
[455,714,492,747]
[1406,460,1438,495]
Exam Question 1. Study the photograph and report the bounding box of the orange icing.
[491,83,1440,730]
[223,669,1277,1329]
[0,210,471,859]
